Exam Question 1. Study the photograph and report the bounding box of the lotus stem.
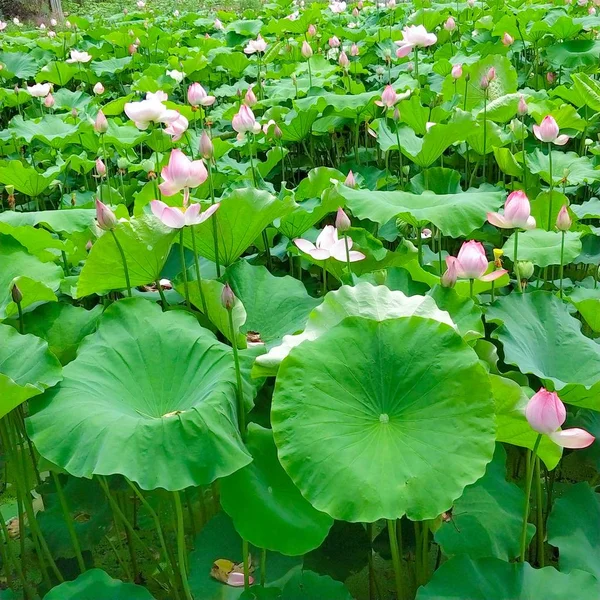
[178,230,191,309]
[15,297,23,334]
[260,547,267,586]
[395,125,404,186]
[388,520,404,600]
[344,234,353,285]
[559,231,565,299]
[156,280,168,307]
[104,533,132,581]
[519,434,541,562]
[228,309,246,439]
[421,521,430,584]
[109,230,132,297]
[521,116,527,193]
[189,226,208,315]
[514,229,522,292]
[482,90,487,181]
[534,457,544,567]
[413,47,419,84]
[101,134,114,205]
[173,491,193,600]
[51,472,86,574]
[243,538,250,590]
[417,228,423,266]
[547,143,553,229]
[207,160,221,277]
[469,278,474,300]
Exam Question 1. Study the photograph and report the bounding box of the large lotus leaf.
[486,292,600,409]
[221,424,333,555]
[546,40,600,69]
[0,161,60,197]
[416,556,600,599]
[0,324,62,419]
[27,299,251,491]
[36,62,78,86]
[295,91,379,119]
[0,52,38,79]
[281,569,353,599]
[547,483,600,580]
[527,150,600,186]
[254,282,454,377]
[77,216,177,298]
[567,287,600,332]
[0,234,63,319]
[43,569,155,600]
[9,115,80,149]
[182,190,294,266]
[502,230,582,268]
[224,261,320,347]
[428,285,484,343]
[337,184,504,237]
[91,56,132,76]
[490,375,561,469]
[272,316,495,522]
[571,198,600,220]
[435,445,534,561]
[188,512,301,600]
[0,221,69,262]
[571,73,600,112]
[0,209,96,234]
[20,303,103,365]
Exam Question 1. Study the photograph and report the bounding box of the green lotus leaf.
[77,215,177,298]
[9,115,80,149]
[547,483,600,581]
[527,149,600,186]
[182,189,294,267]
[43,569,155,599]
[0,324,62,419]
[428,285,484,343]
[272,316,495,522]
[254,282,454,377]
[571,198,600,220]
[502,230,582,268]
[0,221,69,262]
[487,292,600,409]
[91,56,133,76]
[221,424,333,556]
[224,261,321,348]
[0,161,62,197]
[571,72,600,112]
[27,298,251,491]
[281,568,353,599]
[416,556,600,599]
[36,62,78,86]
[435,445,535,560]
[0,209,96,234]
[567,287,600,332]
[546,40,600,69]
[337,184,504,237]
[0,52,38,79]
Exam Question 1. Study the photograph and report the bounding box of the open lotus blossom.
[232,104,261,138]
[163,112,189,141]
[27,83,51,97]
[487,190,536,230]
[187,83,215,107]
[150,200,219,229]
[294,225,365,262]
[533,115,569,145]
[244,35,267,54]
[395,25,437,57]
[159,149,208,197]
[526,388,595,448]
[66,50,92,63]
[124,94,179,130]
[330,1,347,12]
[444,240,507,281]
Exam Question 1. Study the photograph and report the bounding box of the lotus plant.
[395,25,437,83]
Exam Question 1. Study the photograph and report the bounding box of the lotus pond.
[0,0,600,599]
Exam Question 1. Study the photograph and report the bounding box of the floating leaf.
[502,230,582,268]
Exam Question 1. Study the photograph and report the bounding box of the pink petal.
[396,43,413,58]
[158,181,180,197]
[330,239,351,262]
[487,212,511,229]
[554,134,569,146]
[479,269,508,282]
[150,200,168,219]
[294,238,317,254]
[524,216,537,230]
[316,225,338,250]
[532,124,542,142]
[348,250,366,262]
[160,207,186,229]
[309,248,331,261]
[198,202,220,224]
[183,203,201,226]
[549,428,595,449]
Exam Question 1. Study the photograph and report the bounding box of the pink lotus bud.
[71,108,78,118]
[502,32,514,46]
[379,84,398,108]
[451,63,463,79]
[200,130,214,159]
[214,18,224,30]
[308,24,317,36]
[556,205,572,231]
[455,241,489,279]
[11,283,23,304]
[393,108,400,121]
[301,40,313,58]
[94,110,109,134]
[533,115,560,143]
[335,207,351,232]
[244,86,257,107]
[93,82,105,95]
[487,66,496,81]
[95,198,117,230]
[232,104,257,134]
[444,16,456,31]
[589,6,596,14]
[352,7,360,15]
[480,76,489,90]
[221,282,235,310]
[358,0,363,7]
[339,51,349,69]
[526,388,566,434]
[44,93,55,108]
[350,43,360,56]
[329,36,341,48]
[129,44,138,55]
[441,259,458,288]
[517,95,528,116]
[546,71,556,84]
[345,170,356,187]
[187,83,216,108]
[95,158,106,177]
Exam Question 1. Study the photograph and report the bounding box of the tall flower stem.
[534,457,545,567]
[243,538,250,590]
[395,125,404,186]
[173,492,193,600]
[248,136,272,270]
[514,230,523,292]
[469,278,475,300]
[189,226,208,314]
[559,230,565,299]
[413,47,420,85]
[519,434,542,562]
[387,520,404,600]
[207,161,221,277]
[417,228,423,266]
[547,144,554,229]
[307,57,313,89]
[482,90,488,181]
[521,116,527,192]
[343,234,352,285]
[110,230,132,297]
[179,230,191,309]
[260,548,267,586]
[15,298,24,334]
[101,134,114,205]
[228,309,246,439]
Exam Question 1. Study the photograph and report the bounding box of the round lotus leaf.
[43,569,155,599]
[272,316,495,522]
[28,298,251,491]
[221,424,333,556]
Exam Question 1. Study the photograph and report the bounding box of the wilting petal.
[549,428,595,449]
[294,238,317,254]
[487,211,511,229]
[160,206,186,229]
[479,269,508,282]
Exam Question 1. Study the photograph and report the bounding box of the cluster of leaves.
[0,0,599,599]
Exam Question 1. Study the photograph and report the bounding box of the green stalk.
[469,278,474,300]
[519,434,542,562]
[185,489,197,542]
[354,116,360,164]
[179,230,191,309]
[101,134,114,205]
[414,520,422,586]
[559,231,565,299]
[514,229,523,292]
[228,309,246,439]
[344,234,353,285]
[417,228,423,266]
[104,534,132,581]
[534,457,544,567]
[414,47,419,84]
[521,116,527,193]
[421,522,429,584]
[482,90,487,181]
[117,493,139,580]
[51,472,86,574]
[322,267,328,296]
[260,548,266,587]
[156,280,168,307]
[307,56,312,89]
[15,300,23,334]
[394,125,404,186]
[547,144,553,229]
[109,230,132,297]
[189,226,208,314]
[173,492,193,600]
[388,520,404,600]
[207,161,221,277]
[243,538,250,590]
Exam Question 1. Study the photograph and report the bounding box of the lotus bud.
[117,157,129,170]
[95,158,106,177]
[556,205,572,231]
[11,283,22,304]
[517,95,528,116]
[301,40,313,58]
[546,71,556,84]
[358,0,363,7]
[200,130,214,159]
[480,75,489,90]
[71,108,78,118]
[50,18,57,26]
[244,86,257,107]
[345,170,356,187]
[487,66,496,81]
[95,198,117,231]
[393,108,400,121]
[44,93,55,108]
[451,63,463,79]
[373,270,387,285]
[141,159,156,173]
[129,44,138,55]
[339,51,349,69]
[525,388,566,434]
[221,282,235,310]
[502,32,514,46]
[350,43,360,56]
[308,24,317,35]
[444,16,456,31]
[335,207,351,232]
[352,7,360,15]
[329,36,341,48]
[441,260,458,288]
[517,260,534,281]
[93,81,105,95]
[94,110,109,134]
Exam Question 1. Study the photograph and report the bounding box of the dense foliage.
[0,0,599,599]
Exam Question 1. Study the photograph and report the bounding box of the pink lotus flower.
[94,110,109,134]
[308,24,317,36]
[294,225,365,262]
[556,205,572,231]
[335,207,351,232]
[44,93,55,108]
[444,17,456,31]
[502,32,514,46]
[302,41,313,58]
[232,105,260,137]
[376,85,401,108]
[95,199,117,230]
[187,83,215,107]
[95,158,106,177]
[164,112,189,142]
[487,66,496,81]
[330,1,347,13]
[93,82,105,95]
[345,170,356,187]
[395,25,437,57]
[329,36,341,48]
[533,115,569,145]
[517,95,528,116]
[244,35,267,54]
[350,43,360,57]
[451,64,463,79]
[150,200,219,229]
[445,241,507,281]
[546,72,556,84]
[244,86,257,107]
[441,258,458,287]
[199,130,214,159]
[339,51,350,69]
[124,95,178,130]
[66,49,92,63]
[159,149,208,197]
[480,76,489,90]
[27,83,51,98]
[214,18,224,30]
[526,388,595,449]
[487,191,536,230]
